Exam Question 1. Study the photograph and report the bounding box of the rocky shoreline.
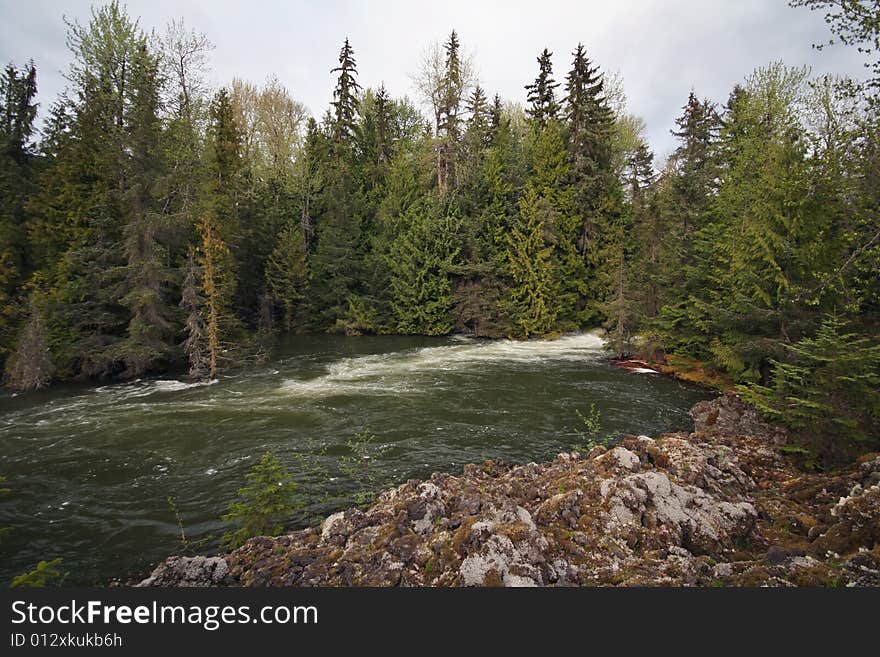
[139,394,880,587]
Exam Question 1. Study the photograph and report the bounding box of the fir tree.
[563,44,617,259]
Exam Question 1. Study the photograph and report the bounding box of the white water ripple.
[279,332,605,397]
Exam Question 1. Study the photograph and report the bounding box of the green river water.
[0,332,712,585]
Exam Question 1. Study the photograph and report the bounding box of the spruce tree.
[220,451,300,550]
[331,39,361,146]
[562,44,620,324]
[525,49,560,125]
[436,30,465,194]
[34,1,155,378]
[113,46,175,377]
[310,49,365,330]
[528,120,584,328]
[265,221,310,331]
[741,315,880,447]
[506,186,558,337]
[389,200,461,335]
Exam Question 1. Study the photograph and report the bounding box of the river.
[0,332,712,585]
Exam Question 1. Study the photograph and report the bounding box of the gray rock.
[137,556,234,587]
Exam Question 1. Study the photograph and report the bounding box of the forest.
[0,0,878,451]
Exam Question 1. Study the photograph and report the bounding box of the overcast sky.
[0,0,869,160]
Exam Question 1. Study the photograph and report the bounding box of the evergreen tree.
[389,200,461,335]
[3,294,55,391]
[562,44,620,323]
[436,30,466,194]
[525,48,560,125]
[330,39,361,146]
[528,120,584,328]
[374,83,392,168]
[706,65,819,379]
[506,186,558,337]
[180,252,209,378]
[310,50,366,331]
[35,1,155,378]
[741,315,880,447]
[196,213,236,378]
[112,45,175,377]
[627,142,661,320]
[0,61,38,363]
[220,451,301,549]
[265,220,310,331]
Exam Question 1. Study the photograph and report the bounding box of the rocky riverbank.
[139,393,880,587]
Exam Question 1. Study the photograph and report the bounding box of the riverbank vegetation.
[0,1,877,450]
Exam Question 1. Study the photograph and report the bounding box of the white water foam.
[92,378,218,402]
[279,332,605,397]
[151,379,219,392]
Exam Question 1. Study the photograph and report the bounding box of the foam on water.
[280,332,605,397]
[94,378,217,399]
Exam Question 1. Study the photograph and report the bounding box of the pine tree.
[525,49,560,125]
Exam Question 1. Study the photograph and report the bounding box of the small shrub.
[572,403,612,452]
[338,431,385,506]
